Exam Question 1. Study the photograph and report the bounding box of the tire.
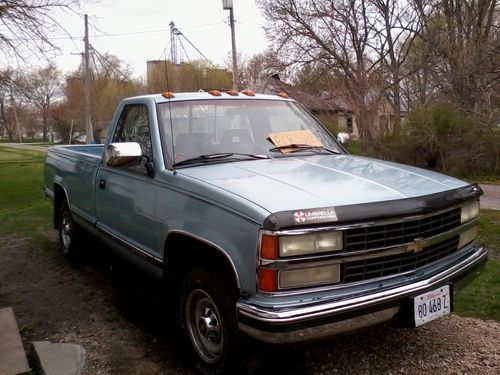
[180,269,240,374]
[58,200,81,259]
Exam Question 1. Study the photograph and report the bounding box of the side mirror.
[105,142,142,167]
[337,132,350,145]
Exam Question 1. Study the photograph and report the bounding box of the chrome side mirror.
[337,132,350,145]
[105,142,142,167]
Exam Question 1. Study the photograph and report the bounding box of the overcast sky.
[42,0,268,78]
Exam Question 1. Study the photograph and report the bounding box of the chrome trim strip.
[166,229,242,290]
[97,225,163,267]
[260,218,478,269]
[238,246,486,323]
[43,187,54,198]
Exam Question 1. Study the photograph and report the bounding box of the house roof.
[250,74,346,112]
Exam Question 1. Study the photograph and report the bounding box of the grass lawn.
[0,145,498,321]
[0,147,52,237]
[454,209,500,320]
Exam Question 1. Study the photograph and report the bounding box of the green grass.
[0,147,52,237]
[455,209,500,321]
[0,146,498,320]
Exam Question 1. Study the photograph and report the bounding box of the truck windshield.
[157,99,344,167]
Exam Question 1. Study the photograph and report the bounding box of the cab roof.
[131,91,295,104]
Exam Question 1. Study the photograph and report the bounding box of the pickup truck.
[44,91,487,374]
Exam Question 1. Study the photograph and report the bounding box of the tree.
[0,69,25,141]
[59,53,144,143]
[238,52,287,88]
[0,0,82,60]
[18,65,62,141]
[257,0,392,143]
[147,60,232,93]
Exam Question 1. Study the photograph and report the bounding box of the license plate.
[414,285,451,327]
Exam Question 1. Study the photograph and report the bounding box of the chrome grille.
[344,208,461,252]
[342,236,460,283]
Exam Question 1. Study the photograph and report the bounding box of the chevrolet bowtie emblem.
[408,238,425,253]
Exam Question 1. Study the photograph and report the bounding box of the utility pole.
[84,14,94,143]
[223,0,239,90]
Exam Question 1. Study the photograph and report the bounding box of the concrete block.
[0,307,30,375]
[31,341,86,375]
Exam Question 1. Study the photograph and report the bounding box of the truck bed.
[45,144,104,225]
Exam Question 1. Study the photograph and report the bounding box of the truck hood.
[178,154,467,215]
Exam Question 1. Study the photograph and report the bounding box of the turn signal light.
[260,234,278,259]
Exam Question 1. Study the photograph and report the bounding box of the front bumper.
[236,246,487,344]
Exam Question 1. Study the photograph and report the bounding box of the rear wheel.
[58,200,80,258]
[180,269,240,374]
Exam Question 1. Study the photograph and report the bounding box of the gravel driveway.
[0,233,498,374]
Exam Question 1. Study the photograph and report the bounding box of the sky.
[44,0,269,78]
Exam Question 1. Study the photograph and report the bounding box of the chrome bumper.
[237,246,487,343]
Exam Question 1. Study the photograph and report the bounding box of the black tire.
[180,269,240,374]
[58,200,81,259]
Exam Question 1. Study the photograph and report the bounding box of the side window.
[111,104,152,172]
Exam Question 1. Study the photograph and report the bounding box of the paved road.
[1,142,49,153]
[1,142,499,210]
[479,184,500,210]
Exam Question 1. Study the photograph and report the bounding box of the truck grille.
[342,236,460,283]
[344,208,461,252]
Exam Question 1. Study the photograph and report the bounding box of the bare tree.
[0,69,25,141]
[18,65,62,141]
[0,0,82,61]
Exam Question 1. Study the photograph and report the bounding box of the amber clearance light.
[162,91,175,99]
[208,90,222,96]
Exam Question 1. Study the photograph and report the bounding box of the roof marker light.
[242,90,256,96]
[225,90,239,96]
[277,92,289,99]
[208,90,222,96]
[162,91,175,99]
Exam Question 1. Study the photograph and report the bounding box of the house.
[250,74,359,138]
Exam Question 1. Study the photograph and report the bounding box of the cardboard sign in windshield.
[268,129,323,153]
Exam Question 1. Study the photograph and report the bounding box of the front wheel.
[180,269,240,374]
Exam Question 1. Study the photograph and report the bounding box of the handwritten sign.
[268,130,323,153]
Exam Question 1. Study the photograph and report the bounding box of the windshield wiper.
[173,153,268,167]
[269,144,341,154]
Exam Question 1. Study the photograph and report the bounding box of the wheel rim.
[61,211,72,252]
[186,288,224,364]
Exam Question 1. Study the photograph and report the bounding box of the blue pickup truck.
[44,91,487,373]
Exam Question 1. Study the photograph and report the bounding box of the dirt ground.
[0,232,499,374]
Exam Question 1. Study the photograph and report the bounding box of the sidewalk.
[0,307,30,375]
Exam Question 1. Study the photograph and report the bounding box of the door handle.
[99,179,106,189]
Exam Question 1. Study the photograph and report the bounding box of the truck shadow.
[69,235,439,374]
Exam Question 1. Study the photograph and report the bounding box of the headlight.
[461,200,480,223]
[279,231,343,257]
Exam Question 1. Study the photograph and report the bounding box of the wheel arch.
[53,183,69,229]
[164,230,241,297]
